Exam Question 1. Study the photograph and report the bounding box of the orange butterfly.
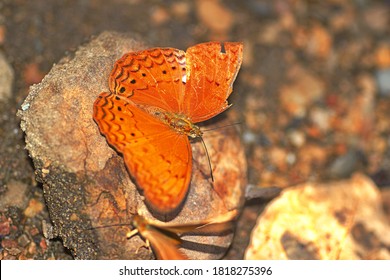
[93,42,243,213]
[127,210,238,260]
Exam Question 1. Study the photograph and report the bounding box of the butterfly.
[93,42,243,213]
[127,210,238,260]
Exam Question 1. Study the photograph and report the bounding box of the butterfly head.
[127,214,148,238]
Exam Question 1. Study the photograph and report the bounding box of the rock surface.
[245,173,390,260]
[18,31,247,259]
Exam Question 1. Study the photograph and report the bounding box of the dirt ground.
[1,0,390,260]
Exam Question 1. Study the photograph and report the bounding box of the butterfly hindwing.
[93,92,192,213]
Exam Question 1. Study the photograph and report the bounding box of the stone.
[18,31,247,259]
[245,174,390,260]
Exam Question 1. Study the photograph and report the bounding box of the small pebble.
[0,51,14,101]
[376,68,390,96]
[24,199,44,218]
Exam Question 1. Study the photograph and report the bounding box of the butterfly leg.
[126,229,139,239]
[144,239,152,254]
[135,243,149,254]
[127,229,153,255]
[135,239,152,255]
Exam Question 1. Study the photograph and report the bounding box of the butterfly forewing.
[132,214,189,260]
[93,92,192,213]
[146,210,238,235]
[184,42,243,122]
[142,230,189,260]
[109,48,187,113]
[108,42,243,124]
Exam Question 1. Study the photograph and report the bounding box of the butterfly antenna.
[202,121,242,133]
[200,136,214,182]
[85,222,132,231]
[199,121,242,182]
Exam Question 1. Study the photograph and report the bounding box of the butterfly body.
[93,42,243,213]
[151,110,202,139]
